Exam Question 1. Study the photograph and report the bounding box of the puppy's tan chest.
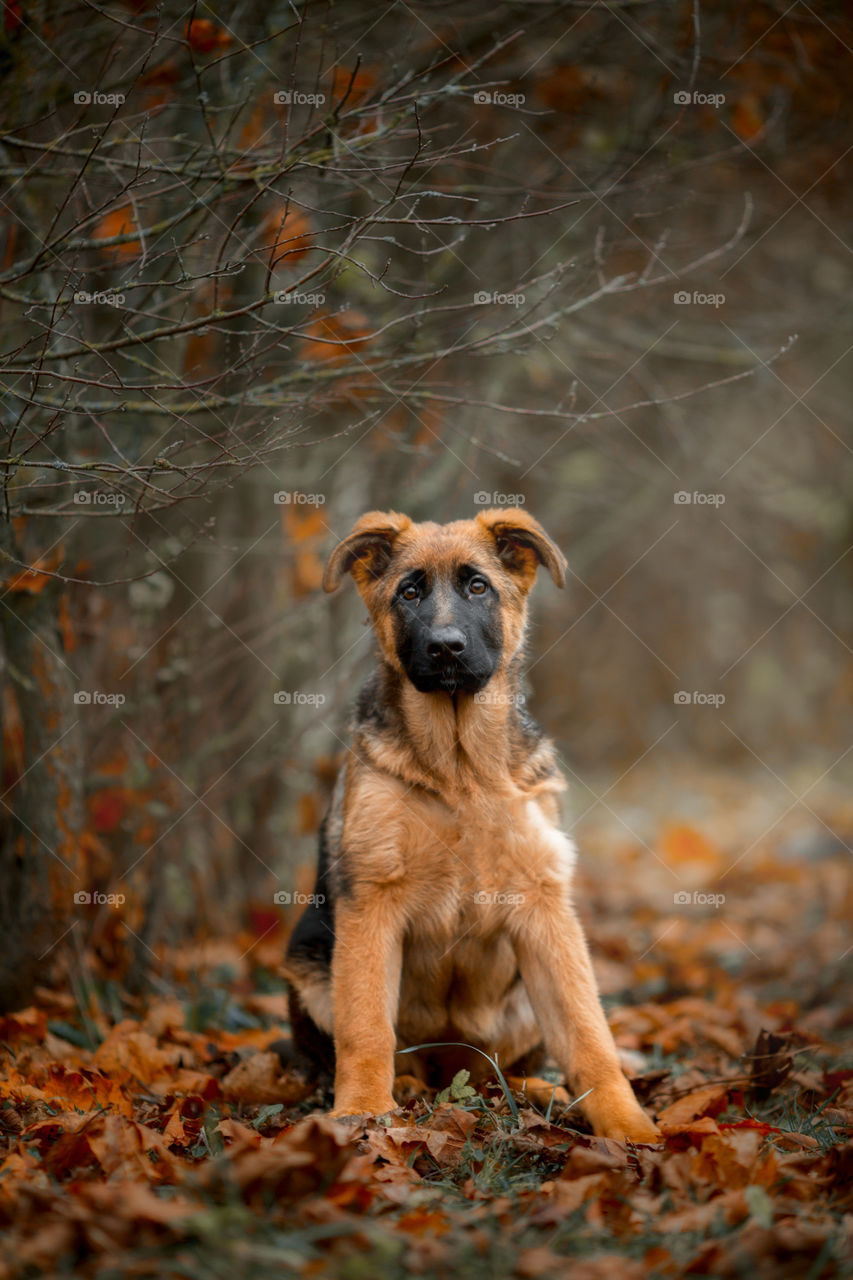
[387,789,576,923]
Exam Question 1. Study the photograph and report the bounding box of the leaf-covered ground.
[1,766,851,1278]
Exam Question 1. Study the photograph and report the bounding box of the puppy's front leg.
[328,893,403,1117]
[514,898,660,1142]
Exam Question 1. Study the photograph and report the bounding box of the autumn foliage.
[0,789,849,1279]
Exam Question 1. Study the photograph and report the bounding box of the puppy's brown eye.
[401,584,419,601]
[469,578,488,595]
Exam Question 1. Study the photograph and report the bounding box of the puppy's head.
[323,509,565,696]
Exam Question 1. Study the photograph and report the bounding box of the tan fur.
[308,510,659,1142]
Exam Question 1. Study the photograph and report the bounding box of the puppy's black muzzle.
[393,570,503,696]
[407,623,493,694]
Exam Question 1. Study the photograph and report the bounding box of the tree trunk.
[0,517,83,1011]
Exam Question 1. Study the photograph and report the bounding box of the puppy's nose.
[426,627,467,659]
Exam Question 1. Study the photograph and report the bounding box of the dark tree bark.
[0,518,83,1010]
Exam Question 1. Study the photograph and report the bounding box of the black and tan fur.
[285,509,660,1141]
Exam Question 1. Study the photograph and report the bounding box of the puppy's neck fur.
[353,658,560,806]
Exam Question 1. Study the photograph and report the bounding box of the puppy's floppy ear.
[477,508,566,589]
[323,510,412,593]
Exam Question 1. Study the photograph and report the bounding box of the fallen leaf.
[221,1051,313,1104]
[658,1083,730,1129]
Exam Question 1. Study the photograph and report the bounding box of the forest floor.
[0,761,851,1278]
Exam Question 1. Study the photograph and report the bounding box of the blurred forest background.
[0,0,851,1005]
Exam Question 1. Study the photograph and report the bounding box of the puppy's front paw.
[328,1096,397,1121]
[599,1105,661,1144]
[584,1087,661,1143]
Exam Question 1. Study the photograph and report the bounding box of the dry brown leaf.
[657,1083,730,1129]
[215,1117,264,1149]
[92,1022,182,1083]
[201,1115,355,1204]
[657,1187,749,1233]
[533,1173,608,1223]
[221,1051,312,1104]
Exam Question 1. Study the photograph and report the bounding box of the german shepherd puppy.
[284,508,660,1142]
